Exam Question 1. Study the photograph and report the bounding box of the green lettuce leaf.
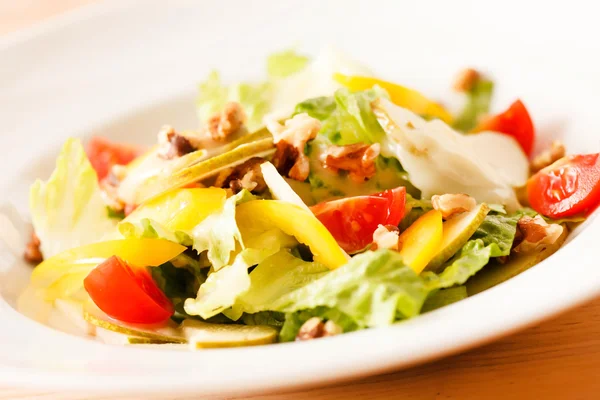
[267,49,310,78]
[471,214,519,257]
[424,210,522,289]
[453,78,494,132]
[29,138,116,258]
[294,88,387,145]
[230,250,329,317]
[294,96,337,120]
[279,307,359,342]
[183,251,252,319]
[191,190,255,271]
[270,250,430,327]
[421,286,468,313]
[151,262,204,301]
[425,239,496,289]
[184,230,296,319]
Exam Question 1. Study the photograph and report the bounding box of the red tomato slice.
[86,136,143,181]
[527,153,600,218]
[474,100,535,156]
[84,256,173,324]
[310,187,406,253]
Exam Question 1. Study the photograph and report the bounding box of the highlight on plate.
[19,48,600,349]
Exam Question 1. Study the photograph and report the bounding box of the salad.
[19,49,600,348]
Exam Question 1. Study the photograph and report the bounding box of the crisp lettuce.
[294,87,387,145]
[184,251,252,319]
[270,250,430,328]
[230,250,329,317]
[191,190,254,271]
[29,138,116,258]
[184,230,296,319]
[471,214,520,257]
[294,96,336,120]
[423,210,521,290]
[267,49,309,78]
[425,239,494,289]
[151,262,205,303]
[453,78,494,132]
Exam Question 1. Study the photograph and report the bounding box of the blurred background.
[0,0,97,35]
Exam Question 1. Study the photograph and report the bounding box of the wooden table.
[2,2,600,399]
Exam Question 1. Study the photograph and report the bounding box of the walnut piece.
[295,317,343,341]
[530,141,566,173]
[268,113,321,181]
[207,102,247,141]
[157,125,197,159]
[323,320,343,337]
[514,215,563,253]
[431,193,477,219]
[453,68,480,92]
[24,232,43,264]
[296,317,324,341]
[371,224,400,251]
[214,157,267,194]
[322,143,380,183]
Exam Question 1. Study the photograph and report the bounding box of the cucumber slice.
[181,320,278,349]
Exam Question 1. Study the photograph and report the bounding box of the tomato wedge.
[86,136,143,180]
[528,153,600,218]
[474,100,535,156]
[84,256,173,324]
[310,187,406,253]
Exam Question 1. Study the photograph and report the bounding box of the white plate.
[1,0,599,397]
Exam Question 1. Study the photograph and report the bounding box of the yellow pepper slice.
[333,73,453,124]
[124,188,227,232]
[398,210,443,274]
[236,200,348,270]
[31,239,186,297]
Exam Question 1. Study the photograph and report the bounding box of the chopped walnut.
[157,125,197,159]
[296,317,324,341]
[530,141,566,173]
[322,320,343,337]
[213,157,267,194]
[268,113,321,181]
[207,102,247,141]
[513,215,563,253]
[24,232,43,264]
[296,317,342,341]
[322,143,380,183]
[453,68,480,92]
[371,224,400,251]
[431,193,477,219]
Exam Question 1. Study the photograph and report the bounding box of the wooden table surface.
[2,2,600,399]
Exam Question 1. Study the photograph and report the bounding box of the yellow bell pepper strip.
[398,210,443,274]
[236,200,348,270]
[123,188,227,232]
[333,73,453,124]
[31,238,186,301]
